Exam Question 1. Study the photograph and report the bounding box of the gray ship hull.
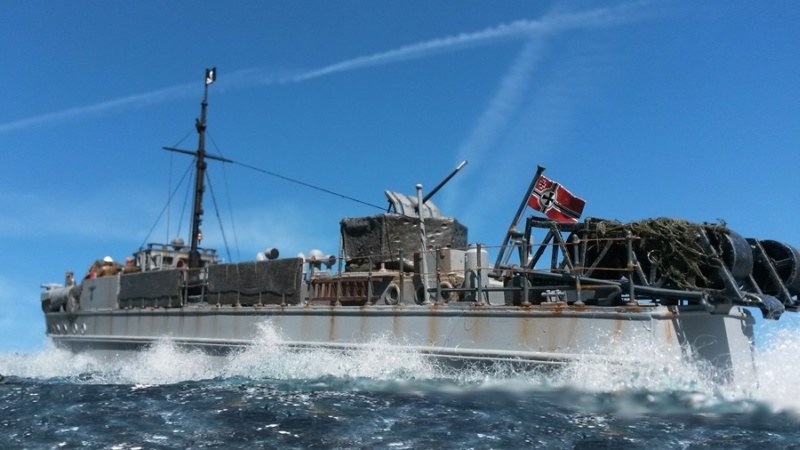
[44,295,756,382]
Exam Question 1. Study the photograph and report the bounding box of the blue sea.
[2,325,800,449]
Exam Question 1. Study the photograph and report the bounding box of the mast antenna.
[163,67,220,269]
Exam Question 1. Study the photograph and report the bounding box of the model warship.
[40,69,800,382]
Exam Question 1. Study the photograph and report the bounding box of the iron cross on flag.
[527,174,586,223]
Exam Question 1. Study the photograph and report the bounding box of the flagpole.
[492,165,545,276]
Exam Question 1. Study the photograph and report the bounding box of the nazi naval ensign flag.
[527,174,586,223]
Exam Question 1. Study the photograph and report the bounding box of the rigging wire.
[167,149,173,244]
[166,129,196,243]
[151,134,386,258]
[207,131,241,262]
[140,160,195,249]
[177,165,192,239]
[222,165,241,262]
[205,130,385,261]
[233,160,386,211]
[205,172,233,263]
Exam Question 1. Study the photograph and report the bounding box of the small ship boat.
[40,69,800,382]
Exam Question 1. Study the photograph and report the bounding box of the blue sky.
[1,1,798,350]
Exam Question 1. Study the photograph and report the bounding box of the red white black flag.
[527,174,586,223]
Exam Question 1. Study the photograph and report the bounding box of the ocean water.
[2,325,800,449]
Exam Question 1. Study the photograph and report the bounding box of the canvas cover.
[341,214,467,270]
[119,269,183,308]
[207,258,304,306]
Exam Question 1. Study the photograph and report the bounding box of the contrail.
[0,2,649,135]
[0,69,291,135]
[0,83,195,135]
[440,36,546,214]
[443,0,654,223]
[455,38,545,169]
[292,2,649,83]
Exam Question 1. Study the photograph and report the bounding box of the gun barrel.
[422,160,468,204]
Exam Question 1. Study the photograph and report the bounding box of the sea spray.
[750,328,800,413]
[222,322,439,381]
[2,320,800,418]
[554,327,716,394]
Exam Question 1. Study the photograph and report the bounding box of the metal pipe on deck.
[416,184,431,304]
[521,269,707,300]
[477,243,485,305]
[626,230,637,305]
[494,165,546,276]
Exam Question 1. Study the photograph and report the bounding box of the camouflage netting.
[590,217,729,290]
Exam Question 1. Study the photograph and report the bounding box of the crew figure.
[99,256,118,277]
[85,261,100,280]
[65,271,75,287]
[122,256,140,274]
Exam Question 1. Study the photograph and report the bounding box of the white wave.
[3,319,798,416]
[0,323,437,385]
[497,327,715,408]
[749,328,800,413]
[221,322,438,381]
[0,341,112,379]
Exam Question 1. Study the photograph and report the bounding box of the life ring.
[383,282,400,305]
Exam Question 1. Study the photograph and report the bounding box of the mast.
[163,68,232,269]
[187,68,215,268]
